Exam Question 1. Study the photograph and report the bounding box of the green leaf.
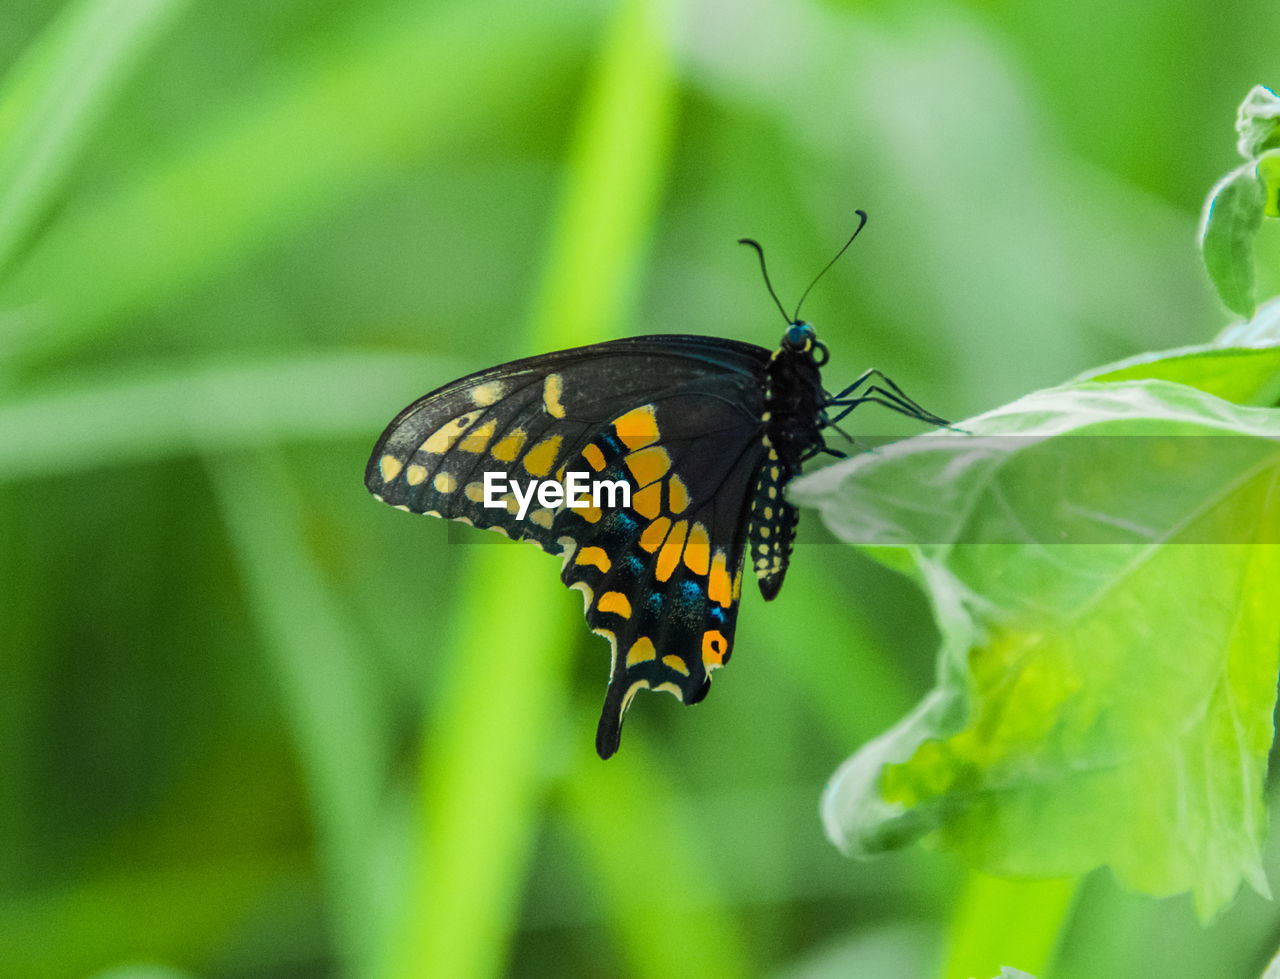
[1214,294,1280,345]
[1200,164,1265,316]
[1235,85,1280,160]
[1074,296,1280,404]
[792,381,1280,919]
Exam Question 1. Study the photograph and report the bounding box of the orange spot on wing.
[708,551,733,607]
[632,483,662,520]
[639,516,671,553]
[668,474,690,514]
[597,591,632,618]
[522,434,562,476]
[626,636,656,666]
[682,522,710,576]
[625,446,670,488]
[655,520,688,582]
[582,443,606,471]
[613,404,659,450]
[702,629,729,668]
[576,546,611,572]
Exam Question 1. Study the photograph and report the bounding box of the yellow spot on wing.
[639,516,671,553]
[491,429,527,462]
[529,509,554,529]
[523,434,562,476]
[422,415,474,454]
[405,464,428,486]
[683,522,710,576]
[632,483,662,520]
[625,446,670,488]
[662,654,690,676]
[576,546,612,572]
[459,419,496,453]
[668,474,690,514]
[542,373,566,418]
[622,679,650,711]
[582,443,606,471]
[434,473,457,493]
[613,404,659,449]
[379,455,403,482]
[626,636,656,666]
[465,482,485,502]
[471,381,504,406]
[655,520,688,583]
[708,551,732,607]
[597,591,632,618]
[653,681,683,700]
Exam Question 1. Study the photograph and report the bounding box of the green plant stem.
[384,0,677,975]
[942,872,1079,979]
[209,451,390,976]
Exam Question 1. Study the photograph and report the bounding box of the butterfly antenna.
[738,237,793,326]
[792,209,868,321]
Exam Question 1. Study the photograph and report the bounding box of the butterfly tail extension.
[568,507,740,759]
[596,676,626,759]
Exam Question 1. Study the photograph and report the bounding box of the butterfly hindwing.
[555,394,763,756]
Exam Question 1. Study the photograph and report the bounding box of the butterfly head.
[784,320,814,350]
[782,320,829,366]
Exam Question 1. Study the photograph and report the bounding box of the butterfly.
[365,211,947,758]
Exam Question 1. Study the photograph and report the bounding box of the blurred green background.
[2,0,1280,976]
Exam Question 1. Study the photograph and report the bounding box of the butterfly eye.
[784,321,815,349]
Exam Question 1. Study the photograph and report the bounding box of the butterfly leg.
[828,368,903,402]
[824,366,947,424]
[827,370,950,427]
[801,444,847,461]
[828,389,950,426]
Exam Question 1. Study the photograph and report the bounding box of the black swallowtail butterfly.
[365,212,946,758]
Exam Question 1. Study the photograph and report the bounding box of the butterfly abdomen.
[743,333,827,600]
